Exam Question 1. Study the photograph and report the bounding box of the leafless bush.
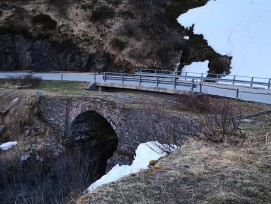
[181,92,212,113]
[197,99,245,145]
[91,6,115,22]
[0,148,95,203]
[146,107,197,154]
[118,22,143,38]
[6,74,42,88]
[47,0,69,16]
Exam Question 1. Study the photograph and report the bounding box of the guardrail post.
[268,79,271,89]
[121,74,124,84]
[139,74,142,85]
[156,76,159,88]
[173,76,176,89]
[216,74,219,83]
[250,77,254,87]
[191,79,195,92]
[200,82,202,93]
[94,72,96,83]
[185,72,187,81]
[103,72,106,82]
[236,88,239,99]
[233,75,236,85]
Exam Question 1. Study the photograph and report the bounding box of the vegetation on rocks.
[32,14,57,30]
[79,139,271,204]
[0,0,231,73]
[0,83,270,203]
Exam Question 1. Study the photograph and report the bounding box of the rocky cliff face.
[0,0,231,73]
[0,34,92,71]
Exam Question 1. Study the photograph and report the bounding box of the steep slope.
[78,139,271,204]
[0,0,231,73]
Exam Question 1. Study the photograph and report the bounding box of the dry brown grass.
[78,139,271,204]
[1,87,271,204]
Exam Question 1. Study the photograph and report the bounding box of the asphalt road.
[0,72,270,104]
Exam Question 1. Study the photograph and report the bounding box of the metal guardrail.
[102,71,271,90]
[102,72,197,90]
[101,71,271,104]
[138,70,271,89]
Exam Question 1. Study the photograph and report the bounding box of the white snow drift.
[0,141,18,151]
[86,142,172,193]
[178,0,271,78]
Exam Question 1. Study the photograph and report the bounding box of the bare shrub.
[197,99,245,146]
[110,38,127,51]
[91,6,115,22]
[47,0,69,16]
[118,22,143,38]
[0,148,95,203]
[32,14,57,30]
[6,74,42,88]
[180,92,212,113]
[146,106,197,154]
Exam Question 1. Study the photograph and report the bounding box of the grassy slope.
[78,139,271,204]
[1,81,270,203]
[76,93,271,204]
[0,79,89,94]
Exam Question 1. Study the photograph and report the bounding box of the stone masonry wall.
[38,95,194,165]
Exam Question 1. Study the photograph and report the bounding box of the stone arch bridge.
[38,93,193,165]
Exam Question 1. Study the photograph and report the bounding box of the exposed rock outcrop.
[0,0,231,73]
[0,34,93,71]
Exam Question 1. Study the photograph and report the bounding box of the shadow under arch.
[68,110,118,185]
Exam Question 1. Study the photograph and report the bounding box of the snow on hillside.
[86,142,172,193]
[178,0,271,78]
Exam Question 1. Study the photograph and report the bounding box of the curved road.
[0,71,270,104]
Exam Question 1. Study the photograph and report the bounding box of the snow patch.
[178,0,271,78]
[0,141,18,151]
[86,141,173,193]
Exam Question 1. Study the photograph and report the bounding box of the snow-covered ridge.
[178,0,271,78]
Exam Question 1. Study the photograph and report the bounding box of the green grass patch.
[35,80,88,94]
[0,79,89,94]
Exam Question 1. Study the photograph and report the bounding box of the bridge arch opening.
[68,110,118,186]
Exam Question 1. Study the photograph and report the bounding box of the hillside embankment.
[79,139,271,204]
[0,82,270,203]
[0,0,231,73]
